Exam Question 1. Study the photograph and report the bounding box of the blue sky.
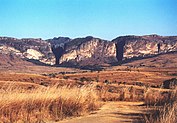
[0,0,177,40]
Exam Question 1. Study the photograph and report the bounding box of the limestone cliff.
[59,36,116,66]
[0,37,54,64]
[1,35,177,67]
[113,35,177,61]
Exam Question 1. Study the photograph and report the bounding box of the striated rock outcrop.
[113,35,177,61]
[0,37,54,64]
[50,35,177,66]
[0,34,177,67]
[49,36,116,66]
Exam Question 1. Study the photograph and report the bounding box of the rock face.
[0,34,177,67]
[113,35,177,61]
[0,37,54,64]
[49,36,116,66]
[50,35,177,66]
[47,37,71,65]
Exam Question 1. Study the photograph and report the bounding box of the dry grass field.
[0,68,176,123]
[0,84,100,123]
[0,55,176,122]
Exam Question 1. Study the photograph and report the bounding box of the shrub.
[80,77,92,82]
[163,78,177,89]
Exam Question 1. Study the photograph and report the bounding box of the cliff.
[0,37,54,64]
[0,34,177,67]
[112,35,177,61]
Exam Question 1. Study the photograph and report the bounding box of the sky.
[0,0,177,40]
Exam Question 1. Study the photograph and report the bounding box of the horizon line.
[0,34,177,41]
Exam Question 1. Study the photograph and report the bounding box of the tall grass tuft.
[0,84,100,122]
[144,88,177,123]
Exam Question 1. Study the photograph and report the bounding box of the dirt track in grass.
[57,101,148,123]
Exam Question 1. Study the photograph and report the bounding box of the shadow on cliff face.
[51,45,65,65]
[157,43,161,53]
[115,40,126,62]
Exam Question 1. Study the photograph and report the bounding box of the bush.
[80,77,92,82]
[163,78,177,89]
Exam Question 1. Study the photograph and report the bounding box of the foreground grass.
[0,84,100,123]
[156,100,177,123]
[144,88,177,123]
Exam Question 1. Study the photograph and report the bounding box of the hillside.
[0,53,32,67]
[0,53,81,74]
[123,52,177,68]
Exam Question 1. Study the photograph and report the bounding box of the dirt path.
[57,102,147,123]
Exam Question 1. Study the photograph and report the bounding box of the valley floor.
[0,58,176,123]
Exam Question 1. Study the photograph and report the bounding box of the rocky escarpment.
[49,36,116,67]
[49,35,177,66]
[0,37,54,64]
[113,35,177,61]
[1,35,177,68]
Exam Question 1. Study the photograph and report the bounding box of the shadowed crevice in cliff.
[115,40,126,62]
[51,45,65,65]
[157,43,161,53]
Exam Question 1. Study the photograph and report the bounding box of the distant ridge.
[0,34,177,68]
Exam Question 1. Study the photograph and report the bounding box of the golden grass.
[143,86,176,106]
[156,100,177,123]
[0,71,175,123]
[144,88,177,123]
[0,84,100,123]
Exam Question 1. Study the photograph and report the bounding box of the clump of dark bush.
[163,78,177,89]
[80,77,93,82]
